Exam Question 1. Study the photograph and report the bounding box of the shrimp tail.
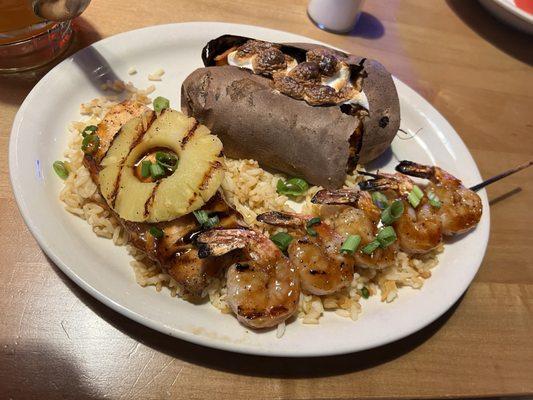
[311,189,361,205]
[358,177,398,192]
[395,161,434,179]
[257,211,307,227]
[196,228,252,258]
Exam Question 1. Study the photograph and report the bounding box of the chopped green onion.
[52,161,69,180]
[149,163,165,179]
[204,215,220,228]
[362,240,381,255]
[141,160,152,178]
[153,96,170,112]
[193,210,209,225]
[381,200,404,225]
[81,125,97,137]
[155,151,169,163]
[81,134,100,154]
[276,177,309,197]
[270,232,293,252]
[428,191,442,208]
[340,235,361,254]
[377,226,397,248]
[149,226,164,239]
[371,192,389,210]
[408,190,421,208]
[156,151,178,172]
[193,210,219,229]
[361,287,370,299]
[412,185,424,199]
[306,217,321,237]
[156,151,175,162]
[408,185,424,208]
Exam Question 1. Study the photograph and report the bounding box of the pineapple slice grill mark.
[97,108,225,223]
[106,111,157,209]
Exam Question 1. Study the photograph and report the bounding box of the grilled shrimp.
[196,228,300,329]
[124,193,239,299]
[311,190,399,268]
[359,173,443,254]
[395,161,482,235]
[257,212,354,295]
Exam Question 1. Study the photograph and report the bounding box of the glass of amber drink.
[0,0,75,72]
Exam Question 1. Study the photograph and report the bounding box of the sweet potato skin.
[185,35,400,186]
[181,66,360,189]
[275,41,400,164]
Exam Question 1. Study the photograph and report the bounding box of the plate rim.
[9,21,490,357]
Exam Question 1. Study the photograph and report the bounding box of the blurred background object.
[0,0,91,72]
[308,0,366,33]
[479,0,533,34]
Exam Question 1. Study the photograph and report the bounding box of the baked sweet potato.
[181,35,400,188]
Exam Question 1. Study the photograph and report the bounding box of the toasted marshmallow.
[285,57,298,72]
[228,50,297,74]
[229,50,367,109]
[345,90,369,110]
[321,62,369,110]
[227,50,255,70]
[321,63,350,91]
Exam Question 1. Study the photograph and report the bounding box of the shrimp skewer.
[395,161,482,235]
[196,228,300,329]
[311,190,399,266]
[257,211,354,296]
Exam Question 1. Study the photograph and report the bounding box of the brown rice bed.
[59,82,442,329]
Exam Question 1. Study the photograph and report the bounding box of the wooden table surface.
[1,0,532,398]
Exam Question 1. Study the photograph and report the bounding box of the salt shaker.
[307,0,366,33]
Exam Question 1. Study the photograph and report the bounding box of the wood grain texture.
[1,0,532,398]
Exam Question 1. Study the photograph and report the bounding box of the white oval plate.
[9,22,489,357]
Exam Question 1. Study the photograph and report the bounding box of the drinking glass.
[0,0,90,72]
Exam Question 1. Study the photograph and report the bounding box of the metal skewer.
[470,161,532,192]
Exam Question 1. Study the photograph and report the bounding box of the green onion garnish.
[149,226,164,239]
[270,232,293,252]
[376,226,397,248]
[362,240,381,255]
[193,210,219,229]
[153,96,170,112]
[141,160,152,178]
[156,151,178,172]
[193,210,209,225]
[407,185,424,208]
[155,151,171,163]
[361,287,370,299]
[204,215,220,228]
[381,200,404,225]
[428,191,442,208]
[306,217,321,237]
[81,125,97,137]
[371,192,389,210]
[340,235,361,254]
[407,191,420,208]
[276,177,309,197]
[81,134,100,154]
[412,185,424,199]
[52,161,69,180]
[149,163,165,179]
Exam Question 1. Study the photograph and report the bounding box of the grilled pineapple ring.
[98,109,224,222]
